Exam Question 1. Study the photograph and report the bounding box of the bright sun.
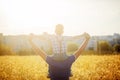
[1,0,119,36]
[2,0,86,35]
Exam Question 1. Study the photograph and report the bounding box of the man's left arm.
[73,33,90,60]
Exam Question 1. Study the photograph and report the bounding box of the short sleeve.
[69,55,75,62]
[65,55,75,65]
[46,56,52,64]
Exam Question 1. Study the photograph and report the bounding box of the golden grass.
[0,55,120,80]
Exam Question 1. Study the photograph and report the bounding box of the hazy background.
[0,0,120,36]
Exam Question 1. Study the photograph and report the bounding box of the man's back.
[46,55,75,80]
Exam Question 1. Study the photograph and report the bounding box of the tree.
[67,42,78,52]
[113,44,120,53]
[98,41,113,54]
[17,48,35,55]
[0,44,14,55]
[88,47,94,50]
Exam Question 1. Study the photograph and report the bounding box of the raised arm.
[29,34,47,61]
[74,33,90,60]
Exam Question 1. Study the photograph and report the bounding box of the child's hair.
[55,24,64,35]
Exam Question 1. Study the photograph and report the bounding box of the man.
[47,24,86,77]
[29,24,90,80]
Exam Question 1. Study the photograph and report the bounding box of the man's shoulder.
[46,55,75,64]
[46,55,75,68]
[67,55,75,62]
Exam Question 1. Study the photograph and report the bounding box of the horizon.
[0,0,120,36]
[0,32,119,37]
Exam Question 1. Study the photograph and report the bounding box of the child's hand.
[83,32,90,39]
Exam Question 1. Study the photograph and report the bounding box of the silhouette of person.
[29,24,90,80]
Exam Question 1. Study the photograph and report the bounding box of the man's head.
[55,24,64,35]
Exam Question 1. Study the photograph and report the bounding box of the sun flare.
[0,0,120,36]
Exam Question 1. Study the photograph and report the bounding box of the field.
[0,55,120,80]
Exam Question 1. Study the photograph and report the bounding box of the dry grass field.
[0,55,120,80]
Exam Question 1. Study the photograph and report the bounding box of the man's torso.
[46,55,75,78]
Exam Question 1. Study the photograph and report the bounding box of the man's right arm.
[29,34,47,61]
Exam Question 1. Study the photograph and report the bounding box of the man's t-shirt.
[46,55,75,79]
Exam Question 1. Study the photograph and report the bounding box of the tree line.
[0,40,120,56]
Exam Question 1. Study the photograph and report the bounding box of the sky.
[0,0,120,36]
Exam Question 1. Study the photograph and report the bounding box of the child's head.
[55,24,64,35]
